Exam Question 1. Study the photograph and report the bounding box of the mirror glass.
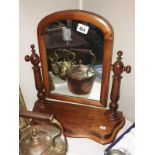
[43,19,104,101]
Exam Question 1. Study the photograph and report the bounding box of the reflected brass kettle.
[49,49,76,80]
[49,52,60,76]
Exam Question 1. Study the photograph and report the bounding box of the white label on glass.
[77,23,89,34]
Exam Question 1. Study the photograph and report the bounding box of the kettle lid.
[67,64,96,79]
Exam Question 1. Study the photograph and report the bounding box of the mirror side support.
[106,51,131,121]
[25,44,46,109]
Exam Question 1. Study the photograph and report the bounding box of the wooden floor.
[33,100,125,144]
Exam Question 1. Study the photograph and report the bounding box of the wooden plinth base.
[33,100,125,144]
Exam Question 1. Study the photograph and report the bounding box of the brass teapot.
[48,52,60,76]
[19,111,67,155]
[49,49,75,80]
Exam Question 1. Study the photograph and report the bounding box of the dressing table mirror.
[25,10,131,144]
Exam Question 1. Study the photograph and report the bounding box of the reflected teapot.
[49,52,60,76]
[49,49,75,80]
[58,49,76,80]
[66,60,96,95]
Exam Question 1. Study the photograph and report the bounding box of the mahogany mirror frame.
[37,10,114,107]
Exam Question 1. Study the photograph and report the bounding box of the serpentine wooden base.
[33,100,125,144]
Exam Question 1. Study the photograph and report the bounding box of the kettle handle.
[89,51,96,65]
[49,51,59,62]
[70,48,96,64]
[20,111,53,121]
[66,50,75,61]
[19,111,63,130]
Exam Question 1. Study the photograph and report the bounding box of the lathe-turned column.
[25,44,46,109]
[106,51,131,121]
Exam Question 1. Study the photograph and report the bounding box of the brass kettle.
[49,49,75,80]
[19,111,67,155]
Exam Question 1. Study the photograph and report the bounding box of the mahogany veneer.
[33,100,125,144]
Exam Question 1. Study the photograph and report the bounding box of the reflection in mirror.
[43,19,104,101]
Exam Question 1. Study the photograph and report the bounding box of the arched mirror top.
[37,10,114,107]
[38,10,113,40]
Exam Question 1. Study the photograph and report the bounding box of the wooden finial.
[112,51,124,76]
[117,51,123,59]
[25,44,40,66]
[31,44,35,51]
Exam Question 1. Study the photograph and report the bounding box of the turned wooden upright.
[25,45,46,110]
[106,51,131,121]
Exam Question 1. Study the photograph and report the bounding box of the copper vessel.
[19,111,67,155]
[66,64,96,94]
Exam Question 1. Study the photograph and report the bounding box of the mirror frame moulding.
[37,10,114,107]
